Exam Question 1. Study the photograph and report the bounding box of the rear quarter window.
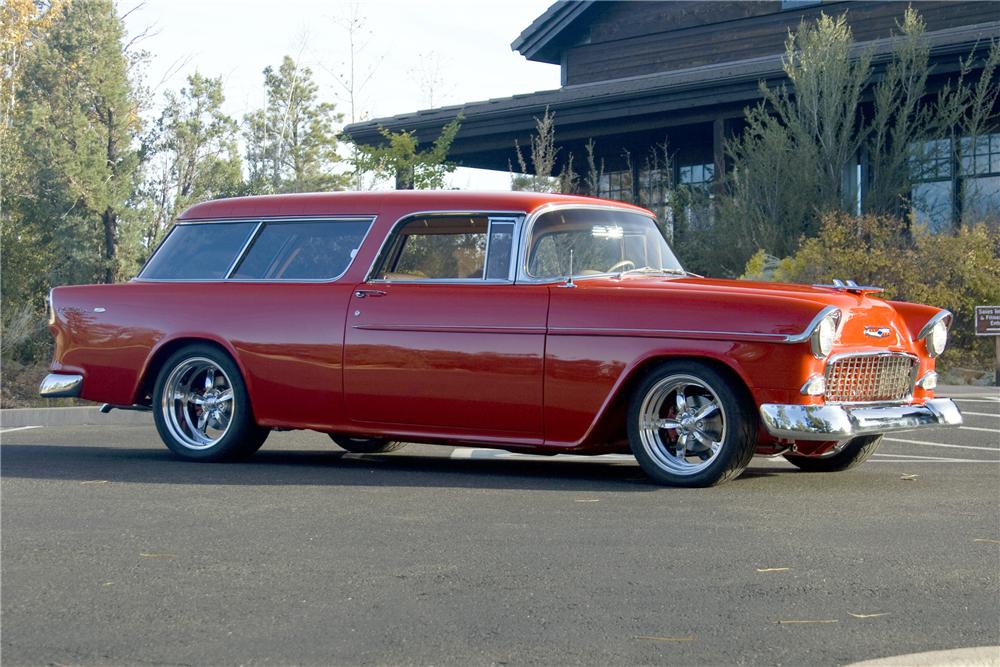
[232,219,371,280]
[140,222,257,280]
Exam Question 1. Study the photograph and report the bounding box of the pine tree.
[243,56,348,193]
[13,0,140,286]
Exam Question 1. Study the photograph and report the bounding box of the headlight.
[918,310,952,358]
[924,317,949,357]
[810,308,842,359]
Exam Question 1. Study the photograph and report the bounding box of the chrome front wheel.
[636,374,727,476]
[627,361,756,487]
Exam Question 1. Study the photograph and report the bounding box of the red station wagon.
[40,191,963,486]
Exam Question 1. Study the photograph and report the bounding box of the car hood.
[548,275,913,345]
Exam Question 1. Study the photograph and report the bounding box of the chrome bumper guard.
[759,398,963,441]
[39,373,84,398]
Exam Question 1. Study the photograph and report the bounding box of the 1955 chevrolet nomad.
[41,191,963,486]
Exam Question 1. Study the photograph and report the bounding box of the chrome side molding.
[39,373,84,398]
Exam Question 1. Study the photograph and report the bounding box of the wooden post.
[994,336,999,388]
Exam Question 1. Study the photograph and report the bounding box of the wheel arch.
[133,335,254,406]
[582,351,757,450]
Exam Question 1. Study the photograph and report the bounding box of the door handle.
[354,289,387,298]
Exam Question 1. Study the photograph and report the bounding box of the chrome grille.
[825,354,916,403]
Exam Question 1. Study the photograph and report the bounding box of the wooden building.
[345,1,1000,230]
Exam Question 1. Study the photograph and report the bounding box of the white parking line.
[450,447,634,463]
[869,460,999,464]
[883,437,998,452]
[871,452,989,462]
[953,398,1000,403]
[959,426,1000,434]
[0,425,43,435]
[961,411,1000,418]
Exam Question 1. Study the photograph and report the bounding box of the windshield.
[525,208,684,280]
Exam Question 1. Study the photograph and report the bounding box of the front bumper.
[759,398,963,441]
[39,373,83,398]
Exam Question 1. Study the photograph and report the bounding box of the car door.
[343,214,548,438]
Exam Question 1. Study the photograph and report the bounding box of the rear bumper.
[39,373,83,398]
[759,398,963,441]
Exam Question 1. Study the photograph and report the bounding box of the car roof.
[177,190,652,221]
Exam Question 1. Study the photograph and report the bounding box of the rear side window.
[141,222,257,280]
[232,220,371,280]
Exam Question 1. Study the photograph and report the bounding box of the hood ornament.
[864,326,892,338]
[814,279,884,295]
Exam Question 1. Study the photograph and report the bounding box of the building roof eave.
[510,0,596,64]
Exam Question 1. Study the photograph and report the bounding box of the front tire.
[329,435,407,453]
[783,435,883,472]
[627,361,757,487]
[153,344,269,461]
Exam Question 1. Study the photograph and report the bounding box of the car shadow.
[0,442,654,492]
[0,442,787,490]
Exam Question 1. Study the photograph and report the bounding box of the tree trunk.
[394,166,414,190]
[102,207,117,283]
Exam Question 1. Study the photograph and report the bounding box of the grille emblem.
[864,326,892,339]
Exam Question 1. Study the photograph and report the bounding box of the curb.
[845,646,1000,666]
[1,406,151,429]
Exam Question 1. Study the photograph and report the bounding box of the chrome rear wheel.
[161,357,235,450]
[152,344,269,461]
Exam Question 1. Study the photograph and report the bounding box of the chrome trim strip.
[224,220,264,279]
[548,306,852,345]
[759,398,963,441]
[135,216,378,284]
[352,324,546,335]
[784,305,842,344]
[368,278,519,285]
[363,210,528,283]
[917,309,953,340]
[546,326,788,342]
[39,373,83,398]
[826,350,918,364]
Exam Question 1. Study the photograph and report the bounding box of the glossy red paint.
[48,191,944,456]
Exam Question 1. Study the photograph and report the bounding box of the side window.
[141,222,257,280]
[232,219,371,280]
[485,221,515,280]
[376,215,519,282]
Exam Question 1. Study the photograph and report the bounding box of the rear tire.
[627,361,757,487]
[329,435,406,454]
[153,344,269,461]
[784,435,883,472]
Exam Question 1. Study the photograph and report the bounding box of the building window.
[638,168,672,238]
[679,162,715,190]
[597,170,633,203]
[910,133,1000,229]
[960,133,1000,223]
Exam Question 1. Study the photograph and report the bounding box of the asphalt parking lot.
[2,388,998,666]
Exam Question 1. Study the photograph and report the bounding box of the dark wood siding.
[566,1,1000,85]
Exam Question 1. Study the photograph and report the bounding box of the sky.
[122,0,560,190]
